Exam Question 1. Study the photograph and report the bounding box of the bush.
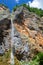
[13,4,43,17]
[20,52,43,65]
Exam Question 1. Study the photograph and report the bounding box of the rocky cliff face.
[0,5,43,61]
[0,5,11,54]
[12,6,43,60]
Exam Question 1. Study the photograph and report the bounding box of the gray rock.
[12,6,23,21]
[14,27,20,38]
[4,37,9,51]
[0,45,5,55]
[13,36,23,54]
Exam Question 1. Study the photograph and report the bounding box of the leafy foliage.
[22,4,43,17]
[13,5,19,11]
[20,52,43,65]
[13,4,43,17]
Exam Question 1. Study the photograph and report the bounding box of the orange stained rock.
[29,38,35,44]
[35,33,43,46]
[14,21,43,47]
[14,23,29,36]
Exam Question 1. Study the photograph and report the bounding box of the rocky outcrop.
[12,6,43,58]
[0,5,43,61]
[11,26,30,61]
[0,5,11,54]
[0,4,10,25]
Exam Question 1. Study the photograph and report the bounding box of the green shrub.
[20,52,43,65]
[13,4,43,17]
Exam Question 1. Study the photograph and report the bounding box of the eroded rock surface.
[12,6,43,60]
[0,5,43,61]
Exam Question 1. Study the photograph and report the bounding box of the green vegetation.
[0,4,8,8]
[20,52,43,65]
[0,50,10,65]
[0,50,43,65]
[13,4,43,17]
[13,5,19,11]
[13,52,43,65]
